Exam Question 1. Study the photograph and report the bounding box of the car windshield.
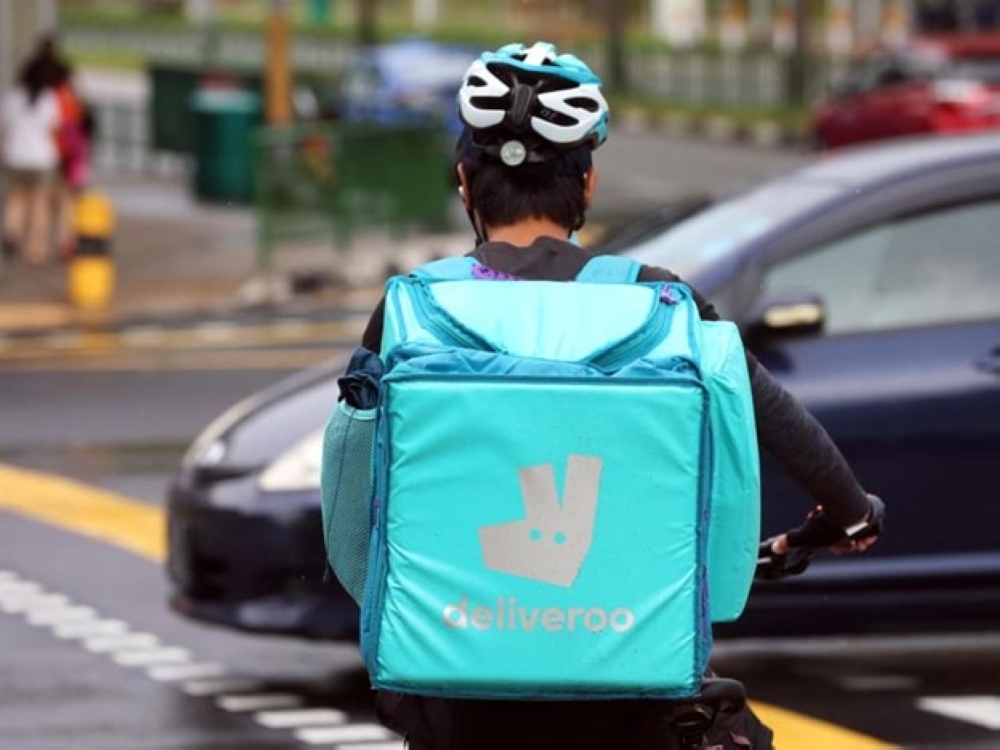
[627,181,842,277]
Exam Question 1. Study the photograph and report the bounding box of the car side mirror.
[746,292,826,343]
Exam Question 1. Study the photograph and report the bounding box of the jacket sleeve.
[640,265,870,527]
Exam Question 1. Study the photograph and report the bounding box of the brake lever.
[755,541,815,581]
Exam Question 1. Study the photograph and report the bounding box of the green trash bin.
[190,88,262,204]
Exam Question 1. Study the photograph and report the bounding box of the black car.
[167,133,1000,640]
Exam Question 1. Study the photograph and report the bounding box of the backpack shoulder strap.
[410,256,477,281]
[576,255,642,284]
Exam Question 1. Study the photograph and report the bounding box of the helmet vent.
[566,97,600,113]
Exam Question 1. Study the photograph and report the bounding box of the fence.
[254,122,454,271]
[89,100,190,177]
[65,25,852,113]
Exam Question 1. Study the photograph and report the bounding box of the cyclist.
[359,41,882,750]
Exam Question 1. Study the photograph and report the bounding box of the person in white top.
[1,57,61,265]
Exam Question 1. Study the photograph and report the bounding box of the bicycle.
[665,496,887,750]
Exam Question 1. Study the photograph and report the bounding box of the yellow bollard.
[68,190,116,311]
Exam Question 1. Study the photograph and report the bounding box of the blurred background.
[1,2,999,749]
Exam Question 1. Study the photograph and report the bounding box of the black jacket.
[362,237,870,526]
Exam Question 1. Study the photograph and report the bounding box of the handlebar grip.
[756,495,886,581]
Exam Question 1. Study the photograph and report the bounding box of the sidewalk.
[0,171,472,337]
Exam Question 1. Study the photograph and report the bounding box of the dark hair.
[457,144,589,231]
[18,52,63,105]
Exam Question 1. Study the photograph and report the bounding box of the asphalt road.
[2,133,999,750]
[4,327,1000,750]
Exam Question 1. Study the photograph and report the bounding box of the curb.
[616,108,808,150]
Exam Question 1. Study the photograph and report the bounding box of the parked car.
[338,37,477,136]
[812,34,1000,149]
[167,133,1000,641]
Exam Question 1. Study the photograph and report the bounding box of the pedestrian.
[347,41,883,750]
[0,48,62,266]
[52,61,95,261]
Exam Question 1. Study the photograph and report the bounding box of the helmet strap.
[466,203,489,246]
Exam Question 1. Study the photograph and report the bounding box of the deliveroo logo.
[478,455,602,587]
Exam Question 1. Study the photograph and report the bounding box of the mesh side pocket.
[320,401,377,605]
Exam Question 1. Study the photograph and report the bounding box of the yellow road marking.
[0,463,899,748]
[753,701,897,748]
[0,464,164,562]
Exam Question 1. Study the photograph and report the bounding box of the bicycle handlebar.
[755,495,886,582]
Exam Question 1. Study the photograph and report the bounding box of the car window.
[763,198,1000,335]
[627,181,841,278]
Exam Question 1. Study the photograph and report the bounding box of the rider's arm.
[361,297,387,355]
[639,266,871,528]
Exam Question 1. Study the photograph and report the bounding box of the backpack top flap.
[382,276,695,367]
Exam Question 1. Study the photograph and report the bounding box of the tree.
[357,0,379,45]
[599,0,627,93]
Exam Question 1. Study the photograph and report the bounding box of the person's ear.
[457,163,472,210]
[583,168,599,210]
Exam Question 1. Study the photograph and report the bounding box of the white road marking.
[918,696,1000,730]
[84,632,160,653]
[194,322,239,342]
[1,571,391,748]
[0,583,42,596]
[216,694,304,713]
[147,662,227,682]
[53,619,129,639]
[295,724,394,745]
[837,674,920,692]
[255,708,347,729]
[26,605,97,625]
[113,647,191,667]
[121,326,168,346]
[0,593,68,613]
[182,677,263,697]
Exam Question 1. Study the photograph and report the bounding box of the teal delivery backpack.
[320,255,760,701]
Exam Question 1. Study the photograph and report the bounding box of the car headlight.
[258,430,325,493]
[183,437,228,469]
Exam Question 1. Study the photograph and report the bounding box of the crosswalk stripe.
[26,606,98,625]
[84,632,161,653]
[147,663,227,682]
[295,724,394,745]
[216,693,303,712]
[917,696,1000,730]
[113,647,191,667]
[53,619,129,639]
[255,708,348,729]
[182,677,263,697]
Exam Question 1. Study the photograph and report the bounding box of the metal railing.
[89,100,190,177]
[254,122,454,271]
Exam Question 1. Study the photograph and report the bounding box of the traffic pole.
[67,190,116,311]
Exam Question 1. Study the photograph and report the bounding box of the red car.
[812,34,1000,149]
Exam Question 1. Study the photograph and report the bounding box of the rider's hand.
[770,494,883,556]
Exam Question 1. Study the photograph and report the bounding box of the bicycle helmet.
[457,41,609,167]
